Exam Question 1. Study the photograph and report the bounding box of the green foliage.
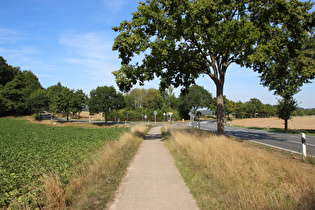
[0,56,19,87]
[307,109,314,116]
[89,86,125,123]
[233,100,277,119]
[277,97,298,130]
[246,0,314,129]
[292,110,298,116]
[27,89,50,115]
[245,98,264,118]
[298,109,305,116]
[112,0,263,135]
[247,0,315,99]
[178,85,212,119]
[112,0,313,135]
[0,57,43,116]
[0,118,129,208]
[48,83,87,120]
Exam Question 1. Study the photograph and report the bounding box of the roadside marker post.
[301,133,307,160]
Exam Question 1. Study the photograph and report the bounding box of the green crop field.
[0,118,129,208]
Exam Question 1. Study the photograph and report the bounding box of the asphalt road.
[190,120,315,156]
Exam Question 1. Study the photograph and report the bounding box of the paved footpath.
[109,126,199,210]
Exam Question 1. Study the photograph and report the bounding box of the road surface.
[191,120,315,156]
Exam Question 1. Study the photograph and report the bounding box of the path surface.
[109,126,199,210]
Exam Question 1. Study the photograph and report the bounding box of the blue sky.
[1,0,314,108]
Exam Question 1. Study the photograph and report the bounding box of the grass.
[0,117,148,209]
[63,125,148,209]
[228,124,315,136]
[163,127,315,209]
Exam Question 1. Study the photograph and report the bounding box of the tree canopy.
[89,86,125,123]
[112,0,314,135]
[177,85,212,119]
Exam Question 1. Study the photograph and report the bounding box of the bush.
[32,113,40,120]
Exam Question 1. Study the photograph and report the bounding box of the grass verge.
[163,127,315,209]
[228,124,315,136]
[43,125,148,209]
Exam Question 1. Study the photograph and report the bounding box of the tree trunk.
[284,119,288,131]
[216,82,225,135]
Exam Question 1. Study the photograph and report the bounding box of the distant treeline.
[1,56,314,121]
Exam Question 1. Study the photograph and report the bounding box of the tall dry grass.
[42,125,148,209]
[164,127,315,209]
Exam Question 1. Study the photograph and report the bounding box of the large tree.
[112,0,313,135]
[89,86,125,123]
[246,0,314,130]
[1,71,42,115]
[52,86,76,121]
[277,97,298,130]
[26,89,50,115]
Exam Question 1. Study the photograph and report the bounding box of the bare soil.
[232,116,315,130]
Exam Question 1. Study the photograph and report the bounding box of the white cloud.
[0,28,23,44]
[103,0,128,14]
[58,30,122,92]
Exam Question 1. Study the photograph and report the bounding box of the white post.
[89,116,91,124]
[301,133,307,160]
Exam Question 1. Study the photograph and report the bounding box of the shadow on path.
[145,133,161,141]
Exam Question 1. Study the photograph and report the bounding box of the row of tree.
[1,56,313,129]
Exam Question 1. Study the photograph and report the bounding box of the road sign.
[168,112,173,116]
[196,111,202,118]
[144,114,147,119]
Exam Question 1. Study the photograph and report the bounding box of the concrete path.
[109,126,199,210]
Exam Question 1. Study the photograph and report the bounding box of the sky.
[1,0,314,108]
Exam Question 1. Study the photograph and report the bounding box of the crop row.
[0,118,129,208]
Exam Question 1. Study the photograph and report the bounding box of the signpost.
[144,114,147,124]
[168,112,173,122]
[154,110,157,124]
[196,111,202,129]
[189,110,195,128]
[163,113,166,122]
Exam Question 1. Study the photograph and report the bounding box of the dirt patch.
[26,116,131,129]
[232,116,315,130]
